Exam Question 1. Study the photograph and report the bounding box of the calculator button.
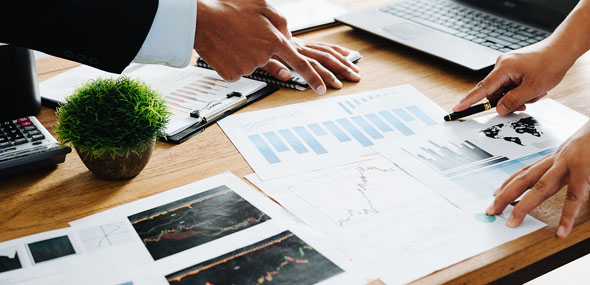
[0,142,11,148]
[19,121,33,127]
[24,125,37,131]
[31,134,45,141]
[26,129,41,136]
[13,138,28,145]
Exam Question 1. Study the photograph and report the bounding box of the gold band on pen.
[484,101,492,111]
[447,114,452,121]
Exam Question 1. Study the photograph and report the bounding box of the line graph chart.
[288,158,428,227]
[166,231,343,285]
[128,185,271,260]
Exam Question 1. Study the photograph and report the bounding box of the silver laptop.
[336,0,577,70]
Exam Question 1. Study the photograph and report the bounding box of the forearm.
[545,0,590,65]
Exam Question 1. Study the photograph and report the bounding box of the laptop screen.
[464,0,579,29]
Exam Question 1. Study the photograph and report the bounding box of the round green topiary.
[56,76,170,160]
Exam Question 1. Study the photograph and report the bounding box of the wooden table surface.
[2,1,590,284]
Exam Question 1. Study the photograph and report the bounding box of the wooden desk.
[2,9,590,285]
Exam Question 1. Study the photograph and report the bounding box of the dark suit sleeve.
[0,0,159,73]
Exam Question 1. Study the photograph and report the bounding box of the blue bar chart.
[405,139,509,176]
[247,104,439,164]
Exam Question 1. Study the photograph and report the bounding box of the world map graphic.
[481,117,542,146]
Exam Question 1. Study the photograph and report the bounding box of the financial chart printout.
[379,99,589,205]
[219,84,447,180]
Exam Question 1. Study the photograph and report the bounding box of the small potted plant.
[56,77,170,180]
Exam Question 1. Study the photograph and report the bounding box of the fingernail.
[350,63,360,73]
[333,78,343,89]
[493,188,501,196]
[557,225,567,238]
[497,103,509,115]
[486,205,495,216]
[348,69,361,81]
[278,69,291,81]
[314,84,327,95]
[506,214,517,228]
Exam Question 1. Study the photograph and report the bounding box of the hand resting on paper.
[259,38,361,90]
[486,122,590,238]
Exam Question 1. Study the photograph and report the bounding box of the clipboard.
[165,85,278,144]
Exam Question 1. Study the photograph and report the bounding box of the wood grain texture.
[2,1,590,283]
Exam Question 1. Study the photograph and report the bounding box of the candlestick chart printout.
[166,231,343,285]
[128,186,271,260]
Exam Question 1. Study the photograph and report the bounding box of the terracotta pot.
[76,143,154,180]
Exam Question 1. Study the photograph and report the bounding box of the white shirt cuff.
[134,0,196,68]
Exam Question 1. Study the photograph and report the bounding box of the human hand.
[194,0,326,94]
[487,121,590,238]
[259,38,360,90]
[453,42,575,115]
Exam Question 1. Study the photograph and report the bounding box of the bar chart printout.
[166,231,344,285]
[220,85,448,180]
[403,139,509,178]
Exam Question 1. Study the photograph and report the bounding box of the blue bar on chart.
[336,118,374,147]
[263,131,289,152]
[322,121,352,142]
[248,134,280,164]
[365,113,393,132]
[278,129,309,154]
[351,116,384,140]
[346,101,355,109]
[354,99,361,105]
[407,105,437,126]
[393,108,415,122]
[338,102,353,115]
[379,111,415,136]
[307,123,328,136]
[294,126,328,155]
[362,98,368,102]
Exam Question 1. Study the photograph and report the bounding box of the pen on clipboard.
[190,92,246,123]
[444,97,502,121]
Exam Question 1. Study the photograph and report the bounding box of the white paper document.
[40,64,267,136]
[378,99,589,206]
[218,84,448,180]
[269,0,350,32]
[0,221,166,285]
[246,156,546,284]
[71,172,370,285]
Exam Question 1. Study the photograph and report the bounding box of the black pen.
[444,98,501,121]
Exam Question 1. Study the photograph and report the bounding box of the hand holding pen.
[449,44,572,118]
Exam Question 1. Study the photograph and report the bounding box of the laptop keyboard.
[379,0,550,52]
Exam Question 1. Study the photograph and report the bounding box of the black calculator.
[0,116,71,178]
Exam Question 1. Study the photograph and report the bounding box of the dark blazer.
[0,0,158,73]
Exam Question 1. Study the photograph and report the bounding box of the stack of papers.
[217,84,588,283]
[0,173,370,284]
[5,83,587,284]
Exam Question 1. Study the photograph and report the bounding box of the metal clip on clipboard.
[189,92,246,123]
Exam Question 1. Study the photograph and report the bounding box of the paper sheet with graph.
[218,84,449,180]
[246,155,545,284]
[377,99,589,206]
[0,221,166,285]
[39,64,267,136]
[70,172,371,285]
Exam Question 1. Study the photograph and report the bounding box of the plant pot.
[75,143,154,180]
